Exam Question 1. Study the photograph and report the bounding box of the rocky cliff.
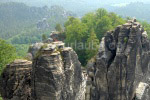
[0,41,87,100]
[87,19,150,100]
[31,41,87,100]
[0,59,32,100]
[0,20,150,100]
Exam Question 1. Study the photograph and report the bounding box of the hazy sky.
[3,0,150,4]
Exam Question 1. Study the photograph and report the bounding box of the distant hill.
[109,2,150,22]
[1,0,150,17]
[0,2,75,57]
[0,2,48,39]
[0,2,74,40]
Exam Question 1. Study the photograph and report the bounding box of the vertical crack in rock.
[87,19,150,100]
[0,41,87,100]
[0,19,150,100]
[31,41,87,100]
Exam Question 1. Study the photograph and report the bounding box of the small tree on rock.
[55,24,63,32]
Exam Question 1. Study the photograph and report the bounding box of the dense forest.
[64,9,125,65]
[0,2,75,57]
[1,2,150,67]
[1,1,150,100]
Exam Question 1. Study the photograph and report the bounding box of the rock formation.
[0,19,150,100]
[87,19,150,100]
[31,41,87,100]
[0,60,32,100]
[28,42,44,59]
[50,31,65,42]
[37,18,49,30]
[0,41,87,100]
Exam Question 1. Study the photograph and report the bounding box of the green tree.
[65,18,88,65]
[55,24,63,32]
[95,8,108,19]
[86,28,99,61]
[141,21,150,38]
[109,12,125,28]
[95,16,112,40]
[81,12,95,30]
[42,34,47,42]
[0,39,16,73]
[64,16,76,27]
[64,8,126,66]
[65,18,88,43]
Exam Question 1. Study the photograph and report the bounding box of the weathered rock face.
[0,41,87,100]
[1,20,150,100]
[31,41,87,100]
[0,60,32,100]
[50,31,65,41]
[28,43,44,59]
[87,19,150,100]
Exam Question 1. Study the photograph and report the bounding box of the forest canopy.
[64,8,125,65]
[0,39,17,73]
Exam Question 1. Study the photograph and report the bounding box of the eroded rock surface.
[0,59,32,100]
[31,41,87,100]
[0,41,87,100]
[1,20,150,100]
[87,19,150,100]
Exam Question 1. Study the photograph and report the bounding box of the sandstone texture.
[31,41,87,100]
[0,20,150,100]
[0,59,32,100]
[0,41,86,100]
[87,19,150,100]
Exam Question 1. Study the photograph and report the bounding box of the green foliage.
[0,2,48,39]
[0,39,16,73]
[86,28,99,61]
[55,24,63,32]
[64,8,125,66]
[141,21,150,39]
[42,34,47,42]
[95,16,113,39]
[0,3,73,59]
[0,96,2,100]
[124,37,128,43]
[34,44,48,59]
[13,44,29,57]
[65,18,88,43]
[96,8,108,19]
[81,13,95,31]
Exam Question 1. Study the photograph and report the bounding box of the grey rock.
[135,82,149,100]
[37,18,49,30]
[28,42,44,59]
[31,41,87,100]
[0,59,32,100]
[87,19,150,100]
[50,31,65,41]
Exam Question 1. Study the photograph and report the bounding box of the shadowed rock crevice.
[87,19,150,100]
[0,20,150,100]
[31,41,86,100]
